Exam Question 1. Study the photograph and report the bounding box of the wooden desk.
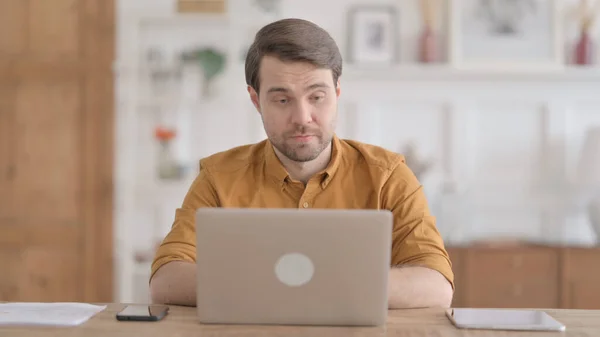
[1,304,600,336]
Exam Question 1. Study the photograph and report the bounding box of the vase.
[419,27,436,63]
[574,30,595,66]
[157,140,181,180]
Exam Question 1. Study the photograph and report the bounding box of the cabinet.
[562,248,600,309]
[447,245,600,309]
[0,0,115,302]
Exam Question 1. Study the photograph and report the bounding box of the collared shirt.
[151,135,454,288]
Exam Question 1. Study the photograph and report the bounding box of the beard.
[269,125,333,162]
[260,104,337,163]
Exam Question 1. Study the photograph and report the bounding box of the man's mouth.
[291,135,313,141]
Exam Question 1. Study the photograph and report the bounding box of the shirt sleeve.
[150,165,220,281]
[381,159,455,289]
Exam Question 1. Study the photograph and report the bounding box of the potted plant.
[154,126,181,180]
[180,47,226,98]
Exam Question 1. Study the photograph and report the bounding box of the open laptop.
[195,207,393,326]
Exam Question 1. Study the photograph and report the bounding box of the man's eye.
[312,95,324,102]
[278,99,288,104]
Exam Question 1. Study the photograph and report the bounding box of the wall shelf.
[341,64,600,82]
[115,62,600,85]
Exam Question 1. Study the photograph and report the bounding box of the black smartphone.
[116,305,169,322]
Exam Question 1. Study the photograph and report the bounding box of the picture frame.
[346,5,399,65]
[177,0,226,13]
[448,0,564,71]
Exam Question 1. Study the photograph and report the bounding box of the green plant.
[181,47,226,97]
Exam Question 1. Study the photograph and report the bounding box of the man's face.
[248,55,340,162]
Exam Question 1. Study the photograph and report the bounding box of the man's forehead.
[259,57,333,89]
[266,82,331,94]
[260,57,325,76]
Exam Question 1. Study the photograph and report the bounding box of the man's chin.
[285,147,321,162]
[290,156,319,163]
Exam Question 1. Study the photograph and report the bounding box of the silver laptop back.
[195,208,392,326]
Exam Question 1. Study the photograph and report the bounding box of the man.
[150,18,454,309]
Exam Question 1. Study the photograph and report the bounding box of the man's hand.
[149,261,453,309]
[149,261,197,306]
[387,265,453,309]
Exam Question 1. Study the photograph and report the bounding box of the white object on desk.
[446,308,566,332]
[0,302,106,327]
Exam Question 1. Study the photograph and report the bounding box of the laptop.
[195,207,393,326]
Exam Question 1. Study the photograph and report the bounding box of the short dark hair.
[245,18,343,94]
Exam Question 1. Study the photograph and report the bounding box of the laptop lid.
[195,208,393,326]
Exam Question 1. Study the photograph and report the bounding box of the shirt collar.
[264,134,343,188]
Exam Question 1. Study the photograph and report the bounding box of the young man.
[150,18,454,309]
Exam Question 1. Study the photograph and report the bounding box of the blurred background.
[1,0,600,309]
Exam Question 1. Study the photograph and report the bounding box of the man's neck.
[274,143,332,184]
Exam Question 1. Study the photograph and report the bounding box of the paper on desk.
[0,302,107,327]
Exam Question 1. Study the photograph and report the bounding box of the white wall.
[114,0,600,302]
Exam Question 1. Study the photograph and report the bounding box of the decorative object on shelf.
[252,0,282,15]
[418,0,439,63]
[154,126,184,180]
[346,5,399,65]
[575,28,594,66]
[402,142,434,182]
[577,126,600,244]
[177,0,226,13]
[180,48,226,98]
[145,47,182,98]
[569,0,600,65]
[476,0,537,35]
[449,0,564,71]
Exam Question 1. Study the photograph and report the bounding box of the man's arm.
[149,166,219,306]
[381,158,455,309]
[150,261,197,306]
[388,266,453,309]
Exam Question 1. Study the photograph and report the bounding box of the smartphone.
[116,305,169,322]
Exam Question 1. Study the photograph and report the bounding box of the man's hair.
[245,18,343,94]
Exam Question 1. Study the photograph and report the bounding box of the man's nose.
[290,101,312,125]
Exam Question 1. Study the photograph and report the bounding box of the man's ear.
[335,78,341,98]
[247,85,261,113]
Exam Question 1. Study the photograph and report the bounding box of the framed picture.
[347,6,399,65]
[449,0,564,71]
[177,0,226,13]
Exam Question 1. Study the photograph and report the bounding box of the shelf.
[341,64,600,82]
[116,61,600,83]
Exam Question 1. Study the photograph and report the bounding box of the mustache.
[285,126,320,137]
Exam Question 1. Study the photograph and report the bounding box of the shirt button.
[303,202,309,208]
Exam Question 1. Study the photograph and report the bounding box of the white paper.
[0,302,107,326]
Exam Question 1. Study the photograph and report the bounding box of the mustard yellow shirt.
[151,135,454,288]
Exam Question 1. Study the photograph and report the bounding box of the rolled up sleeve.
[381,159,455,289]
[150,166,220,280]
